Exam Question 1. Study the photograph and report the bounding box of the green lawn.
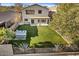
[16,24,67,47]
[30,26,67,46]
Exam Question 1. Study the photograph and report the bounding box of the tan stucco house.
[21,4,50,26]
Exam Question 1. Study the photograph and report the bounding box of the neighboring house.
[0,11,16,28]
[21,4,50,26]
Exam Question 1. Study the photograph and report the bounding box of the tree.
[14,4,23,13]
[50,4,79,44]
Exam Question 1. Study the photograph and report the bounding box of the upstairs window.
[38,10,42,14]
[26,10,35,14]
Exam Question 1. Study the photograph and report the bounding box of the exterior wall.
[22,5,49,19]
[21,18,50,26]
[30,18,49,26]
[22,5,50,26]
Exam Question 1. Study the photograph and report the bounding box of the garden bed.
[16,24,67,47]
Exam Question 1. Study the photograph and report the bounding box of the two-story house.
[21,4,50,26]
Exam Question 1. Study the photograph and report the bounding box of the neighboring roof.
[24,4,49,10]
[0,11,16,23]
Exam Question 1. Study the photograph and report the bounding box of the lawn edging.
[48,27,71,45]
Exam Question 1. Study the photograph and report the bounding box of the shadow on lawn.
[31,41,55,48]
[26,26,38,45]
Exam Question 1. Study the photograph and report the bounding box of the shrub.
[0,28,15,44]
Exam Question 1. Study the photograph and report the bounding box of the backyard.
[16,24,67,47]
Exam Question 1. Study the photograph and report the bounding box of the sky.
[1,3,56,7]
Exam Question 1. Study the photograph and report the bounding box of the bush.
[0,28,15,44]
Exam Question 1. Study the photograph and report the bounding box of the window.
[31,19,34,24]
[38,10,42,14]
[26,10,35,14]
[25,19,28,21]
[47,19,49,24]
[38,19,40,23]
[41,19,46,23]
